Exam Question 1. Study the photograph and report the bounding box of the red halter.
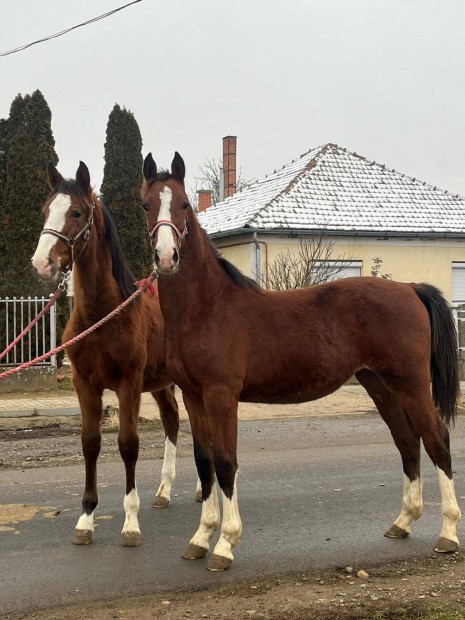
[149,212,188,245]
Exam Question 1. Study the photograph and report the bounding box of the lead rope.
[0,270,72,362]
[0,272,157,380]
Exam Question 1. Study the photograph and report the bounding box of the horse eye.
[142,204,149,212]
[72,211,82,219]
[181,203,190,211]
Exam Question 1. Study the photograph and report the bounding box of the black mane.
[201,228,263,292]
[102,207,137,299]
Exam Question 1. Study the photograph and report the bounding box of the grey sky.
[2,0,465,198]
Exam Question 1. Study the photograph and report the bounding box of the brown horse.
[31,161,194,548]
[141,151,461,571]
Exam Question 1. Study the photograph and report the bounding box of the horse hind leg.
[380,374,461,553]
[73,379,103,545]
[356,370,423,539]
[117,378,142,547]
[152,385,179,507]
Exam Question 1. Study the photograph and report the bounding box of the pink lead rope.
[0,273,157,380]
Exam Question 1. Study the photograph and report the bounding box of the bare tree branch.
[261,233,355,290]
[189,157,253,209]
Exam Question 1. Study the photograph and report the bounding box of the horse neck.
[72,206,122,320]
[158,212,221,315]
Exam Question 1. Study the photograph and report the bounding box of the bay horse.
[141,151,461,571]
[31,161,197,548]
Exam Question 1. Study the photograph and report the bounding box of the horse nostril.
[47,257,53,266]
[154,251,161,265]
[173,248,179,263]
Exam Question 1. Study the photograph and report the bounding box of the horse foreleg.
[182,395,220,561]
[205,390,242,572]
[152,386,179,507]
[73,379,102,545]
[117,378,142,547]
[356,370,422,539]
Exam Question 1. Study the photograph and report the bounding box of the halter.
[40,199,95,272]
[149,212,188,248]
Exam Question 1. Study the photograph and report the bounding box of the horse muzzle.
[31,255,60,281]
[153,246,179,274]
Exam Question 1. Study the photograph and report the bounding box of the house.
[198,139,465,307]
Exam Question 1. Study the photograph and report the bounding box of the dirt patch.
[5,552,464,619]
[0,422,194,470]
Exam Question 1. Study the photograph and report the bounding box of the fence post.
[50,302,57,367]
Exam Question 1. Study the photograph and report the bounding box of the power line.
[0,0,143,57]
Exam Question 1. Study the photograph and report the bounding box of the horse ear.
[143,153,157,183]
[76,161,91,194]
[171,151,185,182]
[48,162,63,191]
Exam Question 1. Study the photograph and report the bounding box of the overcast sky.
[2,0,465,198]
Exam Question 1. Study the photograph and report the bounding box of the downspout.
[253,232,261,284]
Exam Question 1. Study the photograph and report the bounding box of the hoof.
[73,529,93,545]
[121,531,141,547]
[384,524,409,539]
[207,554,232,572]
[153,496,170,508]
[182,543,208,560]
[195,490,202,503]
[435,537,459,553]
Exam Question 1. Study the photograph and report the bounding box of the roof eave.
[209,227,465,240]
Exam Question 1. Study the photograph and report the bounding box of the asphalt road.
[1,414,464,615]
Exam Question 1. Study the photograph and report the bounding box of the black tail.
[413,283,460,426]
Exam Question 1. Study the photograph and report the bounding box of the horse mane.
[101,206,137,299]
[200,227,263,292]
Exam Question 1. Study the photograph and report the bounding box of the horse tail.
[412,283,460,426]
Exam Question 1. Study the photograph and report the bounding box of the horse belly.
[240,360,353,405]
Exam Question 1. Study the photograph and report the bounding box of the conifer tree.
[0,95,26,213]
[101,104,151,279]
[0,90,58,297]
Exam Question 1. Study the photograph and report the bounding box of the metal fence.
[0,297,57,367]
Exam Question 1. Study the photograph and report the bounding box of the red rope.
[0,273,157,380]
[0,287,65,362]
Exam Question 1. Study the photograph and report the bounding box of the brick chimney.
[197,189,212,212]
[223,135,237,199]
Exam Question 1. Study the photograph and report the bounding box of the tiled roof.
[197,143,465,236]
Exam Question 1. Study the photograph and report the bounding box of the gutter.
[209,227,465,240]
[252,232,261,282]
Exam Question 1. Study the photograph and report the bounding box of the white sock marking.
[122,488,140,534]
[394,474,423,532]
[438,468,461,543]
[213,475,242,561]
[75,511,94,532]
[156,438,176,501]
[190,483,220,550]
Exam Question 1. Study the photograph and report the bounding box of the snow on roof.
[197,143,465,236]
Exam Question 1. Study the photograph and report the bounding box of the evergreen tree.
[0,95,26,212]
[101,104,151,279]
[0,90,58,297]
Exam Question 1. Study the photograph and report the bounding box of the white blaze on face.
[155,186,177,270]
[31,194,71,276]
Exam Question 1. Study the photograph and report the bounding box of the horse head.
[32,162,95,281]
[141,152,189,274]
